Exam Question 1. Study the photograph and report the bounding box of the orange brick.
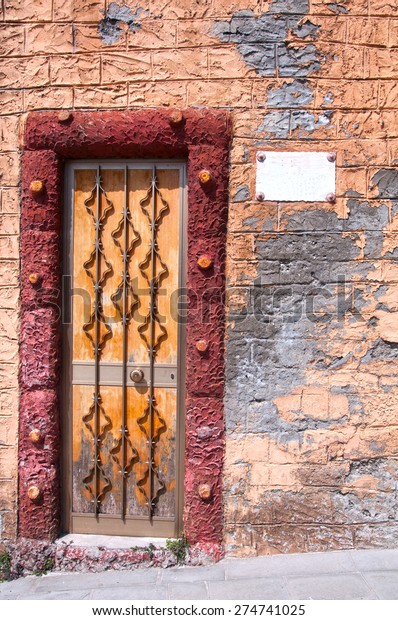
[102,53,151,83]
[188,78,252,108]
[211,0,262,17]
[0,26,24,57]
[310,0,368,15]
[337,139,388,167]
[336,167,368,198]
[152,0,211,19]
[329,394,350,420]
[0,479,17,512]
[153,48,207,80]
[0,91,23,116]
[74,84,128,108]
[227,232,255,261]
[0,336,18,364]
[0,288,18,312]
[74,25,127,52]
[128,80,186,107]
[0,214,18,236]
[25,23,74,55]
[24,86,73,111]
[274,393,302,423]
[50,54,100,85]
[389,19,398,46]
[229,202,278,233]
[366,48,398,78]
[229,163,254,195]
[0,364,18,392]
[127,19,177,49]
[269,465,299,488]
[233,110,266,138]
[315,80,378,110]
[0,447,17,478]
[53,0,105,22]
[301,388,329,421]
[177,19,219,47]
[0,153,19,186]
[338,111,389,139]
[0,116,19,152]
[4,0,52,21]
[1,510,17,540]
[319,44,365,79]
[379,82,398,109]
[347,17,389,46]
[0,56,49,89]
[208,46,254,79]
[346,426,398,459]
[0,237,19,260]
[226,257,258,286]
[309,16,347,43]
[369,0,398,16]
[388,139,398,165]
[0,387,18,415]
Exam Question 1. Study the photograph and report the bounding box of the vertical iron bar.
[121,165,128,519]
[148,165,157,519]
[94,165,101,516]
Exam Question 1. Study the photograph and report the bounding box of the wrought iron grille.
[79,165,172,520]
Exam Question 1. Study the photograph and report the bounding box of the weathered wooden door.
[63,161,186,537]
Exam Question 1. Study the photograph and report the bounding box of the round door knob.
[130,369,144,383]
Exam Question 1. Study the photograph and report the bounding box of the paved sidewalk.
[1,548,398,600]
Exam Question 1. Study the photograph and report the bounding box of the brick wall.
[1,0,398,552]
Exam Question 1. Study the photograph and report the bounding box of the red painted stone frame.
[19,109,231,549]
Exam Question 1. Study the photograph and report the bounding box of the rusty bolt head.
[197,254,213,270]
[198,483,212,500]
[28,273,40,285]
[169,110,184,126]
[58,110,73,123]
[196,339,209,353]
[327,152,336,163]
[257,152,266,162]
[256,192,265,202]
[326,192,336,203]
[30,180,44,195]
[27,485,41,501]
[29,428,42,444]
[198,169,212,185]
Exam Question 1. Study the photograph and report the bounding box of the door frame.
[19,109,231,549]
[62,159,187,537]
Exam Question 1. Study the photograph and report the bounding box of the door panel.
[65,161,185,537]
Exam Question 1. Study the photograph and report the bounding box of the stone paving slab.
[168,582,209,599]
[31,568,162,592]
[159,564,226,583]
[361,571,398,600]
[286,572,378,600]
[87,585,169,600]
[350,549,398,572]
[1,548,398,600]
[207,576,291,600]
[224,550,357,580]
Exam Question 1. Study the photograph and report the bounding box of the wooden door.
[63,161,186,537]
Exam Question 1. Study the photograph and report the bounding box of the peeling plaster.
[214,0,333,137]
[98,2,147,44]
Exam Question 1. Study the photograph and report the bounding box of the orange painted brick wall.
[1,0,398,553]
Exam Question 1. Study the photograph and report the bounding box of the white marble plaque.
[256,151,335,202]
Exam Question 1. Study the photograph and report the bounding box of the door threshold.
[57,533,168,550]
